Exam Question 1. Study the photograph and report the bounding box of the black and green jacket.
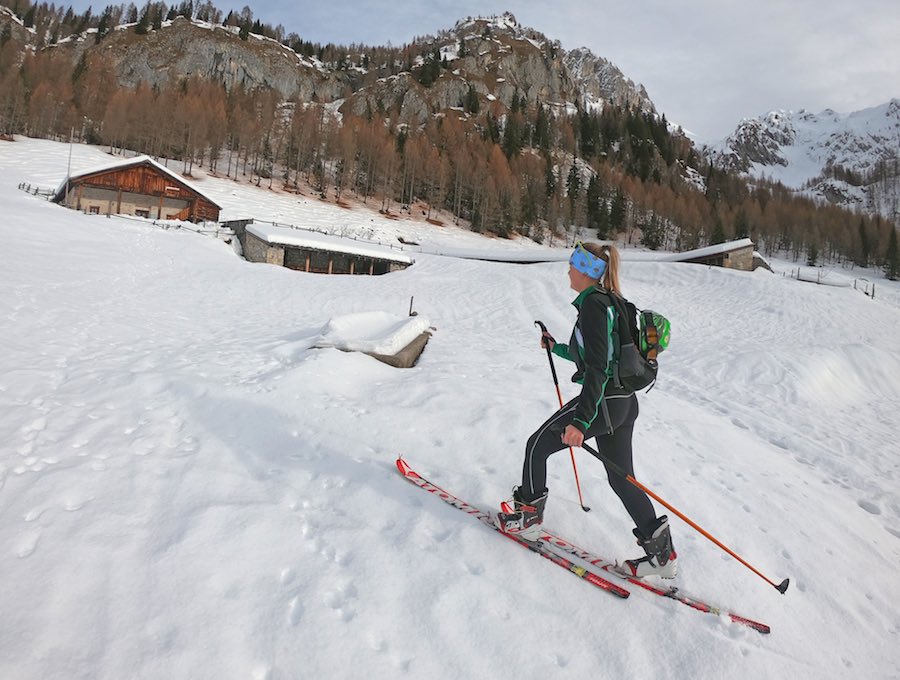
[551,285,632,433]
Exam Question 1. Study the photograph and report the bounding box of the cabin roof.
[246,224,413,264]
[660,238,754,262]
[54,155,221,208]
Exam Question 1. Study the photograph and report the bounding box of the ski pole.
[579,441,789,594]
[535,320,590,513]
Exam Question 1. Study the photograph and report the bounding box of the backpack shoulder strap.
[603,291,638,344]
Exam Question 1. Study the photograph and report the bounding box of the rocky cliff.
[9,11,654,125]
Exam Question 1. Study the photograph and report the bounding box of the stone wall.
[724,246,754,271]
[244,231,285,266]
[687,245,755,272]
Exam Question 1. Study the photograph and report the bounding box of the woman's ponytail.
[583,242,622,296]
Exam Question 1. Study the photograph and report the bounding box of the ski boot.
[620,515,677,579]
[496,487,547,541]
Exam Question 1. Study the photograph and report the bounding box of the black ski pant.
[520,393,658,537]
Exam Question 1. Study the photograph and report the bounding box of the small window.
[88,206,100,214]
[135,209,150,218]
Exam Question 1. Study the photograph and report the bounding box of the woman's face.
[568,264,596,292]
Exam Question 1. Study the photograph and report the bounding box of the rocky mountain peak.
[563,46,655,114]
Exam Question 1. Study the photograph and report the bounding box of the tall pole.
[65,125,74,206]
[535,320,590,512]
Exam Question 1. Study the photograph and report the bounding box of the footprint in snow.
[463,561,484,576]
[280,567,297,585]
[857,499,881,515]
[368,635,388,653]
[550,653,568,668]
[731,417,749,430]
[287,596,303,626]
[428,527,452,542]
[323,583,358,622]
[15,530,41,558]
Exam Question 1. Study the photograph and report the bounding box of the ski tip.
[776,578,790,594]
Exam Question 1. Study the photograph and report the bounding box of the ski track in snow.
[2,138,900,679]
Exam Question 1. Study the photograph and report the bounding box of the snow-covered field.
[2,137,899,680]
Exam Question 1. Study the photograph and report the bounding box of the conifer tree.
[885,227,900,280]
[595,200,610,240]
[641,213,664,250]
[566,164,581,202]
[734,207,750,239]
[501,113,522,158]
[807,240,819,266]
[710,215,727,244]
[463,84,479,114]
[857,219,870,267]
[533,104,550,153]
[609,189,626,233]
[134,9,150,35]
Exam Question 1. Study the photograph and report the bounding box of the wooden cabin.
[53,156,221,223]
[241,223,413,275]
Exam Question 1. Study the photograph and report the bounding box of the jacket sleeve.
[551,342,572,362]
[572,294,615,432]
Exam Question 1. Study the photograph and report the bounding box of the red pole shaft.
[553,383,587,507]
[581,442,789,594]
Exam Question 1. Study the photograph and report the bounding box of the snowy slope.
[2,138,900,680]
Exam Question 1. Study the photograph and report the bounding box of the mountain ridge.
[1,9,656,124]
[707,100,900,219]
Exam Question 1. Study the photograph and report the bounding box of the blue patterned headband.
[569,242,607,279]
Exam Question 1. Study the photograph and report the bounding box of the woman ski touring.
[496,242,677,578]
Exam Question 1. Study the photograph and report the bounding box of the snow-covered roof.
[54,155,221,208]
[660,238,754,262]
[246,224,413,264]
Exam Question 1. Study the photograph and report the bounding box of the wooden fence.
[786,268,875,299]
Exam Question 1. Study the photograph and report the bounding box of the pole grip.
[534,320,560,386]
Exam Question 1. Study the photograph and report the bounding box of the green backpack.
[603,291,671,392]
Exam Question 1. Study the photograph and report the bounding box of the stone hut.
[242,223,413,275]
[53,156,221,222]
[663,238,757,271]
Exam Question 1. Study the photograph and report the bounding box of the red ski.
[397,457,770,634]
[536,531,772,634]
[395,458,629,599]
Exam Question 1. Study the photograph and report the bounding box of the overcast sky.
[84,0,900,141]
